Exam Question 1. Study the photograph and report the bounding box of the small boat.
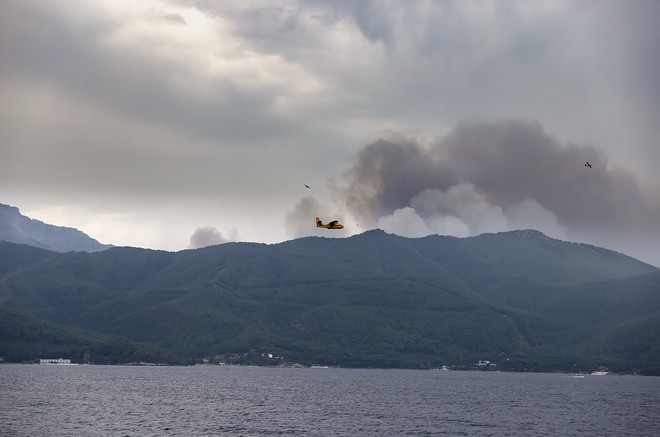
[430,366,450,371]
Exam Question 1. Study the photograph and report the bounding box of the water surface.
[1,365,659,436]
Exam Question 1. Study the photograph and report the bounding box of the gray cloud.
[189,226,239,249]
[0,0,295,143]
[307,1,660,180]
[1,0,658,263]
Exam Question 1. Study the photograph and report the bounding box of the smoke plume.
[189,226,239,248]
[335,118,660,265]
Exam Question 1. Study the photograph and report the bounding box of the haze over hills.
[1,228,658,374]
[0,203,112,253]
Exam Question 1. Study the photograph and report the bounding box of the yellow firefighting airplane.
[316,217,344,230]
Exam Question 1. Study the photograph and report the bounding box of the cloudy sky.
[1,0,659,266]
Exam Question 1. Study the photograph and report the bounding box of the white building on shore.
[39,358,73,365]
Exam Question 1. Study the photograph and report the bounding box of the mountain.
[0,203,112,253]
[1,230,658,374]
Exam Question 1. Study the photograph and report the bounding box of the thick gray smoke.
[189,226,239,249]
[440,119,653,231]
[339,137,459,223]
[336,118,660,265]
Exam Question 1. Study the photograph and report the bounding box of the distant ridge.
[1,225,658,373]
[0,203,112,253]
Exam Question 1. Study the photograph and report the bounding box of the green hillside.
[0,241,56,275]
[1,230,658,373]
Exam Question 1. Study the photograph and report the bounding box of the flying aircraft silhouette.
[304,184,311,189]
[584,161,592,168]
[316,217,344,229]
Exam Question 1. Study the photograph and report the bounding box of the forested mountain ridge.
[1,230,658,374]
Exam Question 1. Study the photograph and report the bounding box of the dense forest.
[1,229,659,374]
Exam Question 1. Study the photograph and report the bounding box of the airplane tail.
[316,217,324,228]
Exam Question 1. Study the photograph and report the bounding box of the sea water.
[1,364,659,436]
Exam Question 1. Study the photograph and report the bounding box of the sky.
[1,0,659,266]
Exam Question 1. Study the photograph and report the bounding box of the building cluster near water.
[39,358,74,365]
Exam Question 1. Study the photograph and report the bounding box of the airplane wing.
[328,220,338,227]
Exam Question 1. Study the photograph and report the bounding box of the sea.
[1,364,659,436]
